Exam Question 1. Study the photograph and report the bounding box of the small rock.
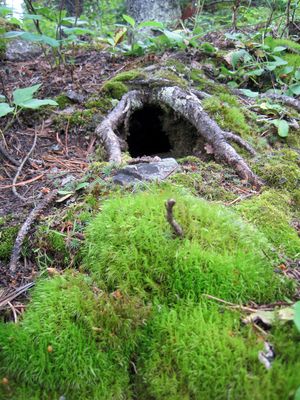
[6,39,42,61]
[66,90,85,104]
[113,158,179,186]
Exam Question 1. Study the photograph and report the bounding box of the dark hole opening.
[127,105,171,157]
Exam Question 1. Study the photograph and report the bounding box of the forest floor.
[0,30,300,400]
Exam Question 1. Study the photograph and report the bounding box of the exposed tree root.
[10,189,58,274]
[95,86,259,185]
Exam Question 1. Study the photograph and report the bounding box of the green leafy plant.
[0,84,58,118]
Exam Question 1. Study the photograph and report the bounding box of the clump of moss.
[235,190,300,258]
[101,81,128,100]
[109,69,142,83]
[85,187,290,304]
[153,69,187,87]
[0,273,147,399]
[136,301,300,400]
[202,94,251,137]
[164,59,187,74]
[85,96,112,112]
[55,94,72,110]
[253,150,300,192]
[0,225,19,261]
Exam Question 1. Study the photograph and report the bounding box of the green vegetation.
[0,225,19,261]
[0,273,147,400]
[235,190,300,258]
[202,94,251,137]
[136,301,300,400]
[85,187,290,304]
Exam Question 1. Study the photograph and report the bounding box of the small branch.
[203,294,257,312]
[165,199,184,238]
[12,129,38,202]
[10,189,58,273]
[0,282,34,310]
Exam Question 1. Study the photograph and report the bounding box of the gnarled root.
[95,86,260,185]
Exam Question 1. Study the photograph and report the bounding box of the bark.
[95,86,260,186]
[126,0,181,24]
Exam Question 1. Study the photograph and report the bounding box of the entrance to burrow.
[125,105,205,159]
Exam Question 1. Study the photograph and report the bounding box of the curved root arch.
[95,86,260,185]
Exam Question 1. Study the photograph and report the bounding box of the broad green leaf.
[18,99,58,109]
[122,14,135,27]
[138,21,164,29]
[295,69,300,80]
[239,89,259,98]
[0,103,14,117]
[271,55,288,66]
[76,182,89,191]
[63,27,94,35]
[162,29,184,43]
[289,84,300,96]
[231,49,252,69]
[295,386,300,400]
[273,46,287,52]
[0,95,6,102]
[246,68,264,76]
[13,84,41,106]
[2,30,25,39]
[23,13,43,20]
[272,119,289,137]
[294,301,300,332]
[282,66,294,74]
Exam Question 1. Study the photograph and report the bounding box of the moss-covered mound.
[136,301,300,400]
[235,190,300,258]
[85,187,290,304]
[0,273,147,400]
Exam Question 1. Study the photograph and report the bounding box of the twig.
[165,199,184,238]
[12,129,38,202]
[7,301,18,323]
[10,189,58,273]
[203,294,257,312]
[0,282,34,310]
[0,174,44,189]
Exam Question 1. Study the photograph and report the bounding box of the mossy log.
[95,86,260,185]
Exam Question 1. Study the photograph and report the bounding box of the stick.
[12,129,38,202]
[165,199,184,238]
[203,294,257,312]
[10,189,58,273]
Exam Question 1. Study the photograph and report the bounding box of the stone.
[113,157,179,186]
[5,39,42,61]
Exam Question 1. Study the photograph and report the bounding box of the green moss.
[253,150,300,192]
[85,96,112,112]
[164,59,187,74]
[0,225,19,261]
[55,94,72,110]
[35,227,70,267]
[203,95,251,137]
[136,301,300,400]
[153,69,187,87]
[0,273,147,399]
[109,69,142,83]
[265,36,300,53]
[85,187,290,304]
[235,190,300,258]
[101,81,128,100]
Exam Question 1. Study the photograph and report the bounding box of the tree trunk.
[65,0,84,17]
[126,0,181,24]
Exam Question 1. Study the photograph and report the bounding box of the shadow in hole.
[127,105,171,157]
